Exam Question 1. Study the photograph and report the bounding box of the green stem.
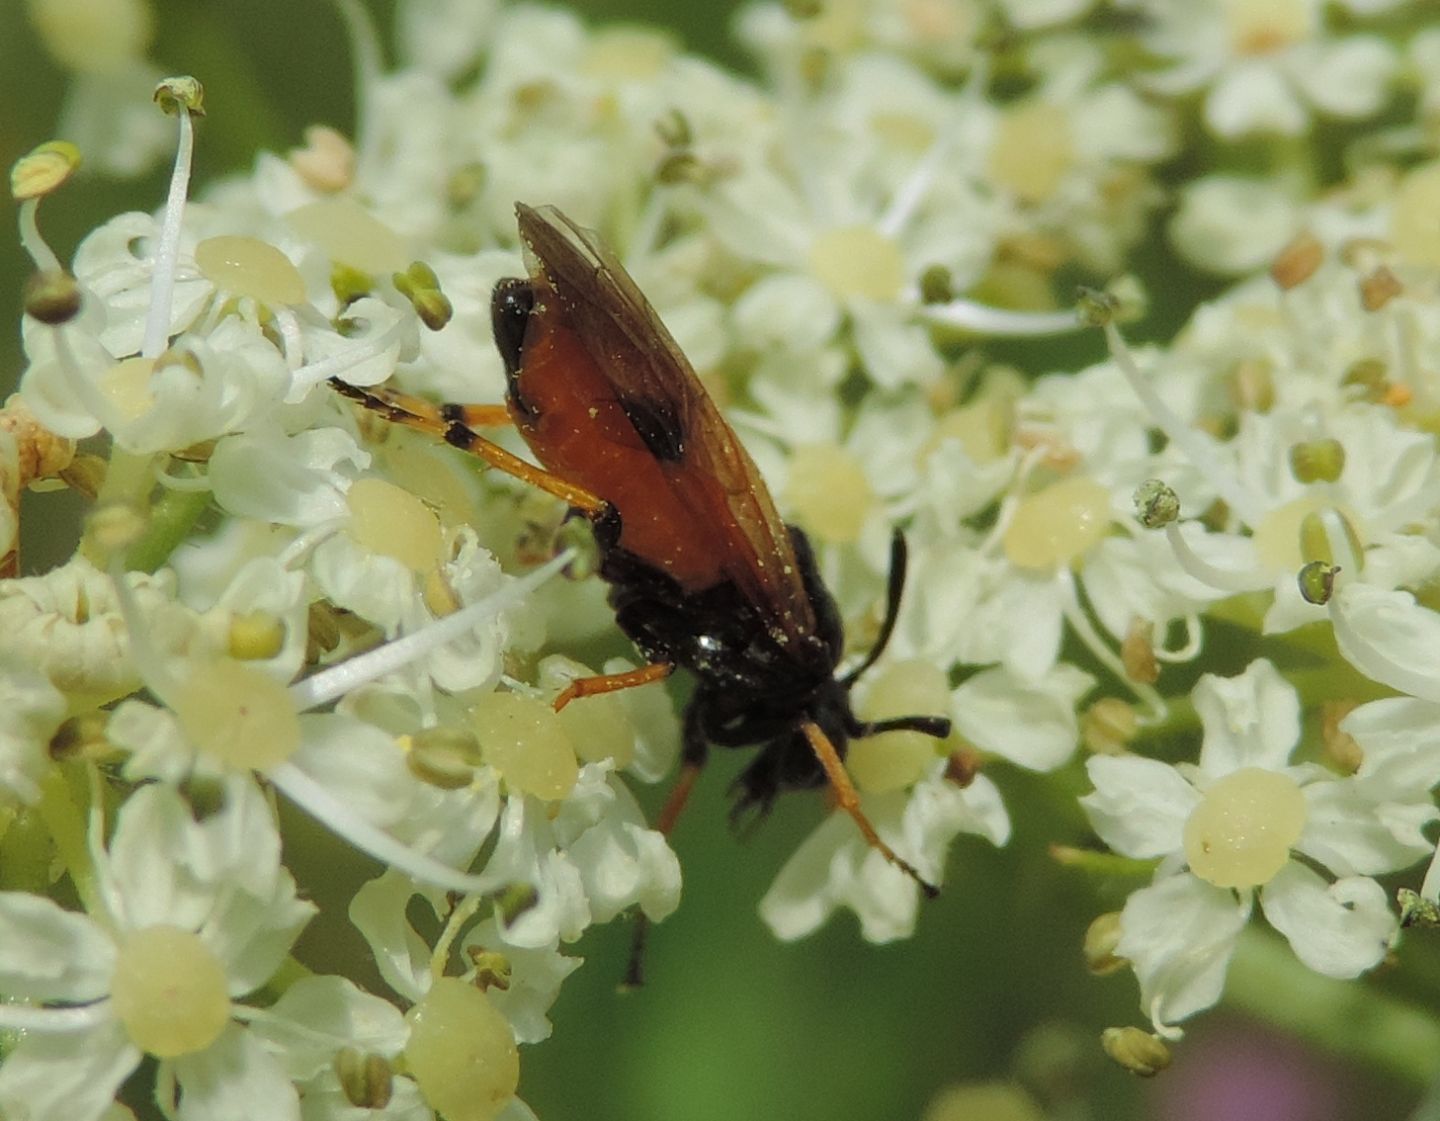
[1224,930,1440,1087]
[125,485,212,573]
[34,767,99,916]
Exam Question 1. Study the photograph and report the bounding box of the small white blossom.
[1082,660,1424,1034]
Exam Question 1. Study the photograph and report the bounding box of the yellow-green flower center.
[1002,476,1110,570]
[471,692,579,800]
[808,225,905,303]
[110,924,229,1058]
[1183,766,1306,888]
[195,236,307,306]
[346,477,444,572]
[784,443,875,545]
[171,658,301,771]
[405,977,520,1121]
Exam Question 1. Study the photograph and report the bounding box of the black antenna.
[839,530,910,687]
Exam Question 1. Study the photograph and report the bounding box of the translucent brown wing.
[512,203,817,646]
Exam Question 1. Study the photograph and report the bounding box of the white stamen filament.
[1421,841,1440,901]
[334,0,383,185]
[1152,613,1204,663]
[287,550,572,711]
[18,199,62,273]
[0,1002,111,1033]
[284,316,410,399]
[273,306,306,371]
[267,760,508,895]
[109,556,186,706]
[143,109,196,360]
[1104,322,1262,526]
[1162,523,1267,594]
[878,140,945,239]
[921,299,1082,337]
[52,329,123,431]
[1057,567,1166,721]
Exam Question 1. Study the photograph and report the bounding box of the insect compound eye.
[490,277,535,379]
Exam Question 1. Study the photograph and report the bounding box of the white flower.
[1081,660,1423,1034]
[0,779,315,1121]
[760,760,1010,942]
[0,657,67,806]
[1136,0,1400,139]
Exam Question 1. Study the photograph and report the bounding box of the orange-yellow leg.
[330,378,607,516]
[552,662,674,711]
[802,721,939,898]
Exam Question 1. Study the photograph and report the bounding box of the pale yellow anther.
[849,660,950,793]
[153,75,206,117]
[11,141,82,201]
[287,198,410,274]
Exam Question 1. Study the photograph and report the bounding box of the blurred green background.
[0,3,1425,1120]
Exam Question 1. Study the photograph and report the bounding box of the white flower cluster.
[4,0,1440,1112]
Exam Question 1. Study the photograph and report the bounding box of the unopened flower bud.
[1269,231,1323,290]
[1288,438,1345,484]
[1083,912,1125,975]
[1082,698,1138,755]
[1101,1027,1170,1076]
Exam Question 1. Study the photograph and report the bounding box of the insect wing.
[515,203,817,646]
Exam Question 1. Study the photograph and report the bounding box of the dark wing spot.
[618,393,686,462]
[490,278,538,418]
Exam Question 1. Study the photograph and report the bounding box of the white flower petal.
[1203,62,1307,139]
[1287,37,1397,119]
[1194,659,1299,777]
[1297,781,1436,877]
[0,1021,139,1121]
[1342,696,1440,795]
[1116,874,1250,1033]
[460,917,581,1045]
[759,809,920,944]
[0,892,115,1001]
[348,871,436,1004]
[170,1022,301,1121]
[1330,585,1440,704]
[1260,863,1396,978]
[0,657,66,806]
[1081,755,1198,859]
[249,975,409,1082]
[951,664,1091,772]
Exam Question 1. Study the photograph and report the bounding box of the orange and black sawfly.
[333,204,952,977]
